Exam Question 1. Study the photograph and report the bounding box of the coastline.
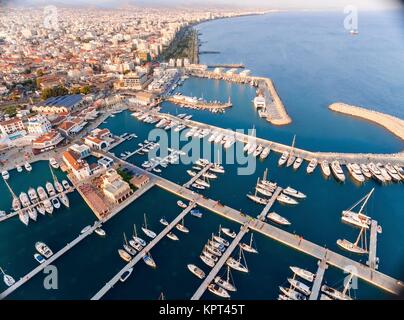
[329,103,404,141]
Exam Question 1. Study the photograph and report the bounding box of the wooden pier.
[191,224,249,300]
[367,220,379,270]
[183,163,213,188]
[112,159,403,296]
[91,202,196,300]
[257,187,283,220]
[309,259,328,300]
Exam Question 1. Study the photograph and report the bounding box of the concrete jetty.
[309,259,328,300]
[329,103,404,141]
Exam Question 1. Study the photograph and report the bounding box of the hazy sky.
[4,0,403,10]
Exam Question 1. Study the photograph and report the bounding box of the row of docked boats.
[11,180,71,226]
[243,142,271,159]
[1,162,33,180]
[141,147,185,172]
[188,158,225,190]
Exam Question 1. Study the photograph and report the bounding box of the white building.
[26,115,52,135]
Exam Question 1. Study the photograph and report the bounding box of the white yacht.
[321,285,352,300]
[1,267,15,287]
[260,147,270,159]
[59,193,70,208]
[43,199,54,214]
[376,163,391,182]
[132,224,147,247]
[283,187,306,199]
[214,267,237,292]
[175,219,189,233]
[253,144,263,157]
[367,162,385,183]
[360,163,372,179]
[62,180,71,190]
[2,170,10,180]
[46,182,56,197]
[277,194,298,205]
[320,160,331,177]
[51,197,61,209]
[306,159,318,174]
[208,284,230,299]
[293,157,303,170]
[177,200,187,209]
[247,193,269,205]
[286,154,296,167]
[19,192,31,208]
[200,254,215,267]
[19,211,29,226]
[290,266,315,282]
[27,207,37,221]
[221,227,236,239]
[331,160,346,182]
[16,165,23,173]
[267,212,291,226]
[24,162,32,172]
[35,242,53,258]
[167,232,179,241]
[384,163,401,182]
[279,286,306,300]
[142,214,157,239]
[49,158,59,169]
[187,264,205,279]
[288,278,311,296]
[347,163,365,183]
[54,181,64,194]
[28,187,39,203]
[278,151,289,166]
[253,95,266,109]
[120,268,133,282]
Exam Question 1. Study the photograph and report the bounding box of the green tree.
[80,85,91,95]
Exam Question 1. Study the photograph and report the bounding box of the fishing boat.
[177,200,187,209]
[59,193,69,207]
[143,253,157,268]
[321,285,352,300]
[331,161,346,182]
[267,212,291,226]
[341,188,374,230]
[118,249,132,262]
[167,232,179,241]
[35,241,53,258]
[176,218,189,233]
[0,267,15,287]
[367,162,385,183]
[160,217,169,226]
[132,224,147,247]
[24,162,32,172]
[51,197,60,209]
[226,249,249,272]
[239,233,258,254]
[360,164,372,179]
[290,266,315,282]
[306,159,318,174]
[283,187,306,199]
[293,157,303,170]
[320,160,331,177]
[141,213,156,239]
[288,278,311,296]
[190,209,203,218]
[221,227,236,239]
[278,151,289,166]
[215,266,237,292]
[277,194,298,205]
[49,158,59,169]
[279,286,306,300]
[347,163,365,183]
[208,284,230,298]
[120,268,133,282]
[2,170,10,180]
[46,182,56,197]
[34,253,46,264]
[187,264,205,279]
[95,228,106,237]
[200,254,215,267]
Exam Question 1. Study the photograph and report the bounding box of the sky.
[2,0,403,10]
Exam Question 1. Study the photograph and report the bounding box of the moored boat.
[283,187,306,199]
[187,264,205,279]
[331,160,346,182]
[290,266,315,282]
[288,278,311,296]
[278,151,289,166]
[267,212,291,226]
[208,284,230,298]
[277,194,298,205]
[306,159,318,174]
[35,241,53,258]
[320,160,331,177]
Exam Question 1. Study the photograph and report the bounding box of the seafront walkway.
[114,157,404,296]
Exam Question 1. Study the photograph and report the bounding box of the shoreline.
[329,103,404,141]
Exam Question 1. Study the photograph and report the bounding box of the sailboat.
[321,274,354,300]
[226,248,249,272]
[239,233,258,254]
[143,252,157,268]
[247,187,269,205]
[208,284,230,299]
[175,218,189,233]
[132,224,147,247]
[341,188,375,230]
[123,232,137,256]
[0,267,15,287]
[214,266,237,292]
[286,135,296,167]
[142,213,157,239]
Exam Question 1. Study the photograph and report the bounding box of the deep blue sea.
[0,11,403,300]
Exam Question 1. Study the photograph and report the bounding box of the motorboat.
[159,217,169,226]
[267,212,291,226]
[54,181,64,193]
[120,268,133,282]
[278,151,289,166]
[320,160,331,177]
[59,193,70,208]
[46,182,56,197]
[208,284,230,299]
[277,194,298,205]
[35,241,53,258]
[118,249,132,262]
[288,278,311,296]
[190,209,203,218]
[1,170,10,180]
[19,192,31,208]
[167,232,179,241]
[376,163,392,182]
[187,264,205,279]
[142,214,157,239]
[384,163,401,182]
[43,199,54,214]
[200,254,215,267]
[331,161,346,182]
[12,197,21,211]
[283,187,306,199]
[49,158,59,169]
[95,228,106,237]
[27,207,37,221]
[177,200,187,209]
[247,193,269,205]
[16,165,23,173]
[367,163,385,183]
[260,147,270,159]
[0,267,15,287]
[293,157,303,170]
[306,159,318,174]
[28,187,39,204]
[51,197,61,209]
[176,219,189,233]
[19,211,29,226]
[37,186,48,201]
[221,227,236,239]
[360,164,372,179]
[62,180,71,190]
[286,154,296,167]
[290,266,315,282]
[34,253,46,264]
[24,162,32,172]
[347,163,365,183]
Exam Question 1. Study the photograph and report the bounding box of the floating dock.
[309,258,328,300]
[367,220,379,270]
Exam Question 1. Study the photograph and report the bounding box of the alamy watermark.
[43,5,59,31]
[344,5,359,32]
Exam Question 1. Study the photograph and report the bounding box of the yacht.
[132,224,147,247]
[81,225,92,234]
[49,158,59,169]
[260,147,271,159]
[46,182,56,197]
[34,253,46,264]
[214,267,237,292]
[177,200,187,209]
[2,170,10,180]
[290,266,315,282]
[118,249,132,262]
[341,188,374,230]
[1,267,15,287]
[202,249,218,262]
[187,170,197,177]
[95,228,106,237]
[226,256,248,273]
[221,227,236,239]
[28,187,39,204]
[306,159,318,174]
[59,193,70,207]
[120,268,133,282]
[205,244,222,257]
[279,287,306,300]
[286,154,296,167]
[27,207,37,221]
[167,232,179,241]
[320,160,331,177]
[255,185,272,197]
[37,186,48,201]
[321,285,352,300]
[347,163,365,183]
[213,235,229,247]
[190,209,203,218]
[393,165,404,179]
[293,157,303,170]
[267,212,291,226]
[143,253,157,268]
[288,278,311,296]
[243,142,251,153]
[360,164,372,179]
[24,162,32,172]
[16,165,23,173]
[278,151,289,166]
[12,197,21,211]
[159,217,169,226]
[200,254,215,267]
[331,161,346,182]
[253,95,266,109]
[51,197,61,209]
[253,144,263,157]
[278,294,292,301]
[142,214,157,239]
[187,264,206,279]
[54,181,64,193]
[19,211,29,226]
[175,219,189,233]
[247,193,269,205]
[208,284,230,299]
[203,171,217,179]
[210,164,225,174]
[367,163,385,183]
[35,242,53,258]
[208,132,218,143]
[277,194,298,205]
[62,180,71,190]
[239,234,258,254]
[43,199,54,214]
[247,144,257,155]
[384,163,401,182]
[376,163,391,182]
[19,192,31,208]
[283,187,306,199]
[336,238,368,254]
[129,239,143,251]
[195,179,210,188]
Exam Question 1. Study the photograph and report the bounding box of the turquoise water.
[0,11,403,300]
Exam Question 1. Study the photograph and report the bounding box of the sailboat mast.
[3,179,18,199]
[342,273,354,295]
[263,168,268,181]
[358,188,375,215]
[123,232,128,245]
